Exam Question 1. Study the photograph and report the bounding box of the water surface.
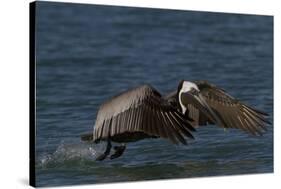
[35,2,273,187]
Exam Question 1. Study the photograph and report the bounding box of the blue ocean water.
[35,2,273,187]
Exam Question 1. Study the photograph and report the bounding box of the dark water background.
[35,2,273,187]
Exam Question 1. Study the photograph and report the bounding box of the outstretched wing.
[165,81,270,136]
[93,85,195,144]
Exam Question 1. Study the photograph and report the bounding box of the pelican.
[81,80,270,160]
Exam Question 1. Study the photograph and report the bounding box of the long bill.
[181,92,225,128]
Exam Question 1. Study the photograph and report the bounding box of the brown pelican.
[81,80,270,161]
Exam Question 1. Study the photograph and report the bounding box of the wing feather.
[165,112,187,145]
[164,81,270,136]
[193,80,270,135]
[92,85,194,144]
[159,111,179,144]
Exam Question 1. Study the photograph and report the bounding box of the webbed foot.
[95,140,112,161]
[110,144,126,159]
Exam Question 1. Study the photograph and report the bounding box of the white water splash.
[37,141,107,167]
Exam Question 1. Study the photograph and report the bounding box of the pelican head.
[177,80,200,114]
[177,80,221,125]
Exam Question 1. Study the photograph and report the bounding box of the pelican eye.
[190,88,199,95]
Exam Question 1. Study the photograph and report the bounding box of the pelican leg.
[110,144,126,159]
[95,140,112,161]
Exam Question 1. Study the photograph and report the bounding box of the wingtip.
[188,124,197,132]
[245,104,270,116]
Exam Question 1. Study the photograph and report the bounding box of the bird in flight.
[81,80,270,161]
